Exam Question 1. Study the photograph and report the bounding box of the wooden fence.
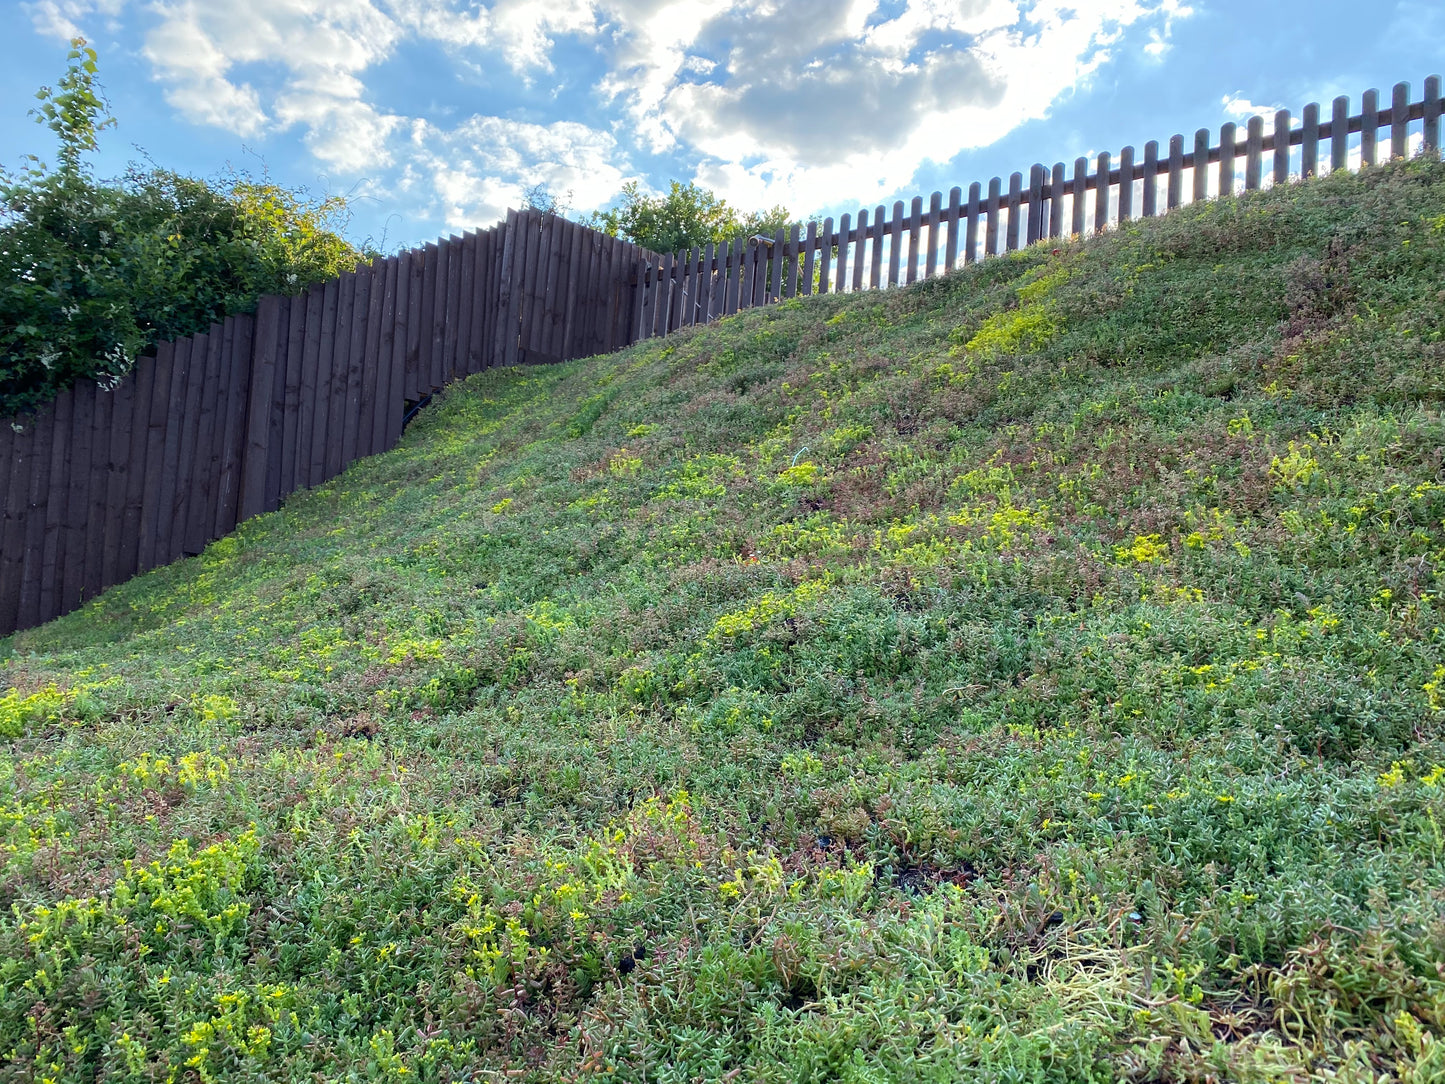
[631,77,1444,335]
[0,76,1440,638]
[0,211,652,637]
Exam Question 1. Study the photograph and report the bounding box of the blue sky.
[1,0,1439,252]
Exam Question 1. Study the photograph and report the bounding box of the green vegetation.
[1,40,366,414]
[5,156,1445,1082]
[588,179,793,253]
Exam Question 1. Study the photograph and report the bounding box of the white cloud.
[410,115,630,227]
[1221,93,1282,121]
[23,0,127,41]
[595,0,1197,214]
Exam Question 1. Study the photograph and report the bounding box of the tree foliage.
[1,40,366,414]
[588,180,792,254]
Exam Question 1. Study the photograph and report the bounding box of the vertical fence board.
[1141,141,1159,216]
[310,278,340,483]
[1167,134,1185,208]
[944,189,961,269]
[1425,76,1441,152]
[261,302,290,514]
[1274,109,1292,184]
[680,244,697,325]
[214,315,254,537]
[421,242,442,389]
[786,224,803,297]
[370,258,398,452]
[101,376,134,588]
[1005,174,1022,250]
[152,338,193,568]
[186,328,224,556]
[1245,117,1264,190]
[1192,129,1210,201]
[925,190,941,278]
[0,420,29,631]
[172,332,211,558]
[561,223,585,349]
[1094,154,1110,233]
[0,422,11,522]
[536,216,561,356]
[325,273,356,481]
[386,257,410,447]
[1118,147,1135,222]
[1026,166,1044,244]
[905,197,922,283]
[135,345,172,574]
[771,228,787,299]
[365,258,395,453]
[405,248,425,397]
[82,384,113,601]
[278,294,306,501]
[1301,104,1320,178]
[59,381,94,614]
[340,268,371,467]
[17,402,55,629]
[241,296,282,521]
[699,242,716,319]
[472,232,493,370]
[357,264,384,460]
[870,206,887,289]
[1331,96,1350,172]
[454,236,476,377]
[116,357,152,590]
[443,237,464,381]
[1392,82,1410,159]
[495,212,519,368]
[673,246,690,328]
[519,214,544,358]
[17,407,53,629]
[831,214,848,293]
[1048,164,1066,238]
[804,221,820,295]
[965,183,981,264]
[301,283,330,488]
[852,209,868,288]
[37,386,73,620]
[1361,89,1378,167]
[1069,161,1086,238]
[1219,123,1237,196]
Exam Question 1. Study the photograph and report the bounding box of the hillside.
[3,157,1445,1083]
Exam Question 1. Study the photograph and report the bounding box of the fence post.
[1069,160,1086,237]
[1361,88,1378,166]
[1218,122,1236,197]
[1425,75,1441,153]
[1245,117,1264,190]
[1118,147,1134,223]
[1392,82,1410,159]
[1273,109,1291,184]
[1301,104,1319,178]
[1141,141,1159,217]
[1167,134,1184,208]
[1331,95,1350,173]
[1094,153,1110,233]
[1193,129,1210,201]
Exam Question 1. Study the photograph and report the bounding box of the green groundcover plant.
[3,156,1445,1082]
[0,40,366,415]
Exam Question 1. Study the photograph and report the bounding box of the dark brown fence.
[0,210,652,637]
[1,76,1440,638]
[632,77,1444,334]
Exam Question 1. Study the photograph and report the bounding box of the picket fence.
[0,76,1440,638]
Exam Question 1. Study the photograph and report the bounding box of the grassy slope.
[4,159,1445,1083]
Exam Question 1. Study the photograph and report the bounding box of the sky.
[1,0,1440,253]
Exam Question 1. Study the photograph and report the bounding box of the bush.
[0,39,366,414]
